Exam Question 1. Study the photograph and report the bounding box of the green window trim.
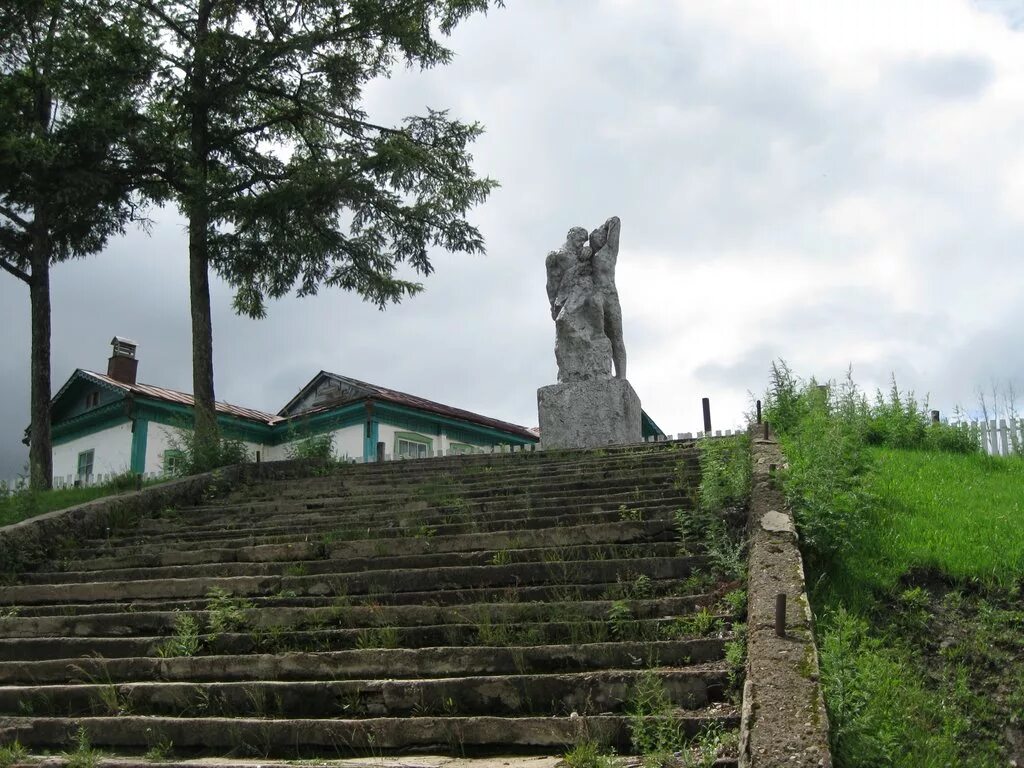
[77,449,94,479]
[448,441,476,455]
[394,430,432,458]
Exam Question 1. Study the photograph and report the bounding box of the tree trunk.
[187,0,219,464]
[28,213,53,491]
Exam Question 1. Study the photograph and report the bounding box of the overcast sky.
[3,0,1024,479]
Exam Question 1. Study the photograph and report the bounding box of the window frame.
[394,431,433,459]
[77,449,94,481]
[163,449,185,476]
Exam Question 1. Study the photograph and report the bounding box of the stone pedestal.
[537,378,642,450]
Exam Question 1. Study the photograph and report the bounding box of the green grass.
[814,448,1024,611]
[864,448,1024,585]
[0,476,169,528]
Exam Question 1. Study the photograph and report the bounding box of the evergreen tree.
[142,0,500,464]
[0,0,156,489]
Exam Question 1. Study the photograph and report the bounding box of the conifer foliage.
[141,0,501,463]
[0,0,156,489]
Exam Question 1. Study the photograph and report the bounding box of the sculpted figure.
[544,216,626,383]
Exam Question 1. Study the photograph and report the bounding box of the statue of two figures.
[545,216,626,383]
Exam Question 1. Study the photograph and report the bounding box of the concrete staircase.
[0,442,742,765]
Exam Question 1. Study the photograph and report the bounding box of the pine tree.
[142,0,501,464]
[0,0,156,489]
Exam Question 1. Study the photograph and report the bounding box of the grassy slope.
[0,478,171,528]
[812,448,1024,767]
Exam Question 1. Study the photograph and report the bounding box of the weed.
[0,742,29,768]
[96,683,133,716]
[618,504,644,522]
[206,588,254,637]
[491,549,512,565]
[156,612,201,657]
[607,600,636,640]
[143,737,173,762]
[286,430,335,461]
[660,607,722,639]
[354,625,400,649]
[627,669,683,757]
[64,728,100,768]
[563,741,620,768]
[284,563,309,577]
[721,588,747,619]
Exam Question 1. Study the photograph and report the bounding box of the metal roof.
[283,371,538,441]
[81,370,282,425]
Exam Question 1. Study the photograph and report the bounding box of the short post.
[376,441,386,463]
[756,399,762,425]
[775,593,786,637]
[930,410,940,424]
[763,422,770,440]
[702,397,712,435]
[134,473,143,491]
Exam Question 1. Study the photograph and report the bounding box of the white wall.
[52,422,133,482]
[145,422,266,475]
[266,423,365,462]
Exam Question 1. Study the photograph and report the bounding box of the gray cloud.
[888,54,994,100]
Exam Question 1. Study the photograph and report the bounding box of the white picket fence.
[957,418,1024,457]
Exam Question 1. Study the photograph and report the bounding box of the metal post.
[763,422,769,440]
[376,441,386,463]
[931,410,940,424]
[702,397,712,435]
[775,593,786,637]
[756,400,762,425]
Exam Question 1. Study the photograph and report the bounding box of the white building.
[42,338,542,485]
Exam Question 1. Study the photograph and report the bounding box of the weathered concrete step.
[206,463,698,508]
[0,617,734,661]
[23,542,681,585]
[2,667,730,718]
[5,574,716,618]
[0,710,740,754]
[228,450,698,496]
[0,640,723,684]
[0,556,697,605]
[92,494,691,547]
[48,520,677,572]
[76,507,687,559]
[133,484,694,534]
[0,594,706,639]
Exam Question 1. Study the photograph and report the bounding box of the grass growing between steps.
[767,363,1024,768]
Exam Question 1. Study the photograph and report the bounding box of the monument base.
[537,378,642,450]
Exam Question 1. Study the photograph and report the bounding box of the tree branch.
[0,204,31,230]
[0,256,30,284]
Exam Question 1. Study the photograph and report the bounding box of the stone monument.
[538,216,642,449]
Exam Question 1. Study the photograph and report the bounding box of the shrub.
[166,426,250,476]
[286,431,335,461]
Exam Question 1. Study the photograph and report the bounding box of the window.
[85,391,100,408]
[394,431,432,458]
[163,449,185,476]
[77,450,94,481]
[397,438,429,458]
[449,442,475,455]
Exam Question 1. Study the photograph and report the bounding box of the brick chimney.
[107,336,139,385]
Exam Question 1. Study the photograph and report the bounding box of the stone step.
[0,639,725,684]
[1,556,698,606]
[67,508,685,561]
[48,520,677,572]
[0,709,740,755]
[1,667,730,719]
[3,575,724,617]
[21,542,682,585]
[87,494,691,548]
[0,616,735,661]
[0,595,710,639]
[0,756,739,768]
